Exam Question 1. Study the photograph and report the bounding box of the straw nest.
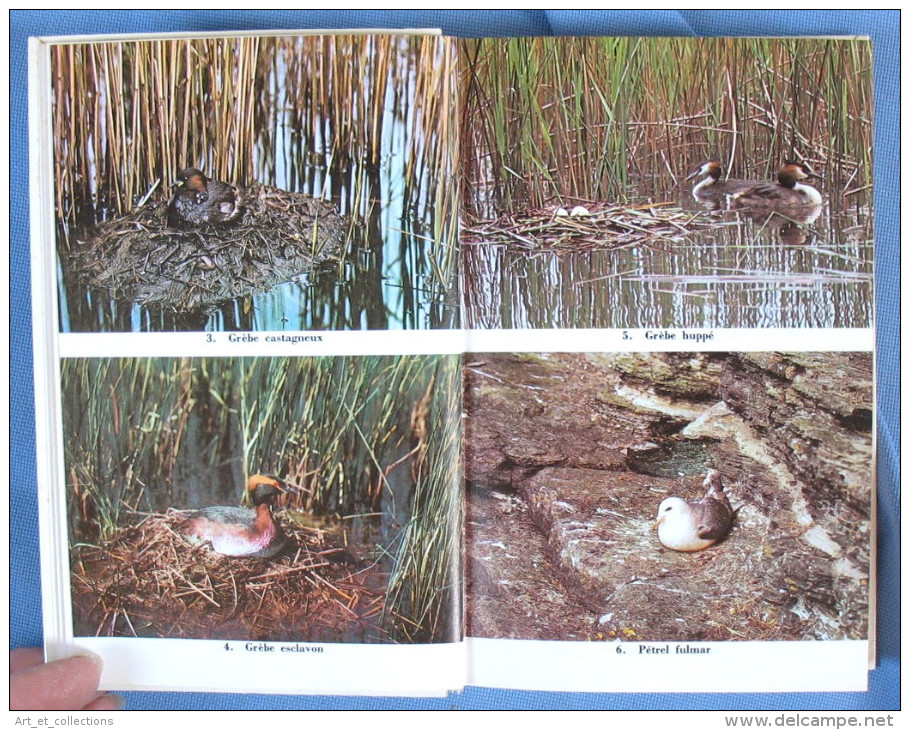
[69,184,352,310]
[462,203,730,251]
[70,511,388,643]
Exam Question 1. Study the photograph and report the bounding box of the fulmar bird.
[653,470,734,552]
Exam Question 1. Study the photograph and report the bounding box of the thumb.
[10,653,108,710]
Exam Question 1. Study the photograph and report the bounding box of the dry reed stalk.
[52,35,453,229]
[53,34,458,333]
[71,513,387,641]
[463,204,733,252]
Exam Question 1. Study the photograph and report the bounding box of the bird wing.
[193,505,257,529]
[208,181,236,205]
[734,183,788,203]
[693,499,734,541]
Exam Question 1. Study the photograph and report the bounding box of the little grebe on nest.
[167,167,242,228]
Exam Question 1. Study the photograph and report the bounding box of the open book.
[28,29,875,696]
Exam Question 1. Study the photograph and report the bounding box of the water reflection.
[463,192,872,330]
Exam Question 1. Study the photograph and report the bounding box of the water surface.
[463,185,872,330]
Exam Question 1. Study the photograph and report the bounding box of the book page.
[29,30,465,695]
[459,36,874,692]
[26,29,878,698]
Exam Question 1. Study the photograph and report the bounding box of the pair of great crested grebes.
[686,159,823,209]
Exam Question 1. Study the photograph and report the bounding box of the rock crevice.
[465,352,872,641]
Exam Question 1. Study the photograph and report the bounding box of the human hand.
[10,648,124,710]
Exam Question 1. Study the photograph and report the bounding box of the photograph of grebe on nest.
[62,355,461,644]
[51,34,458,333]
[459,37,873,331]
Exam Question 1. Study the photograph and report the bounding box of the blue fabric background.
[9,10,899,711]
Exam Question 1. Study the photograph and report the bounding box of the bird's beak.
[652,517,663,530]
[684,169,699,182]
[171,179,184,189]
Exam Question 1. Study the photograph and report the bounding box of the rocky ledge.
[464,352,872,642]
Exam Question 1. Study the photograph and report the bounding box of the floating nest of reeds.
[462,203,729,251]
[68,184,353,311]
[70,511,388,642]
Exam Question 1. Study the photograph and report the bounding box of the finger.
[83,693,126,711]
[10,648,45,674]
[9,653,105,710]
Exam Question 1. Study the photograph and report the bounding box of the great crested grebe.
[685,159,758,203]
[729,160,823,209]
[167,167,242,228]
[177,474,288,559]
[653,470,734,552]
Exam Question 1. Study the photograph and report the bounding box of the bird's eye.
[666,507,672,511]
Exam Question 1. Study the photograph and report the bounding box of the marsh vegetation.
[62,355,461,643]
[53,34,458,331]
[460,37,873,329]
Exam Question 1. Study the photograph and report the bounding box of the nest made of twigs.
[68,184,353,311]
[70,511,388,643]
[462,202,731,252]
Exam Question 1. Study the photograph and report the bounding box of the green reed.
[61,355,461,640]
[461,37,873,217]
[384,356,462,643]
[60,356,449,536]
